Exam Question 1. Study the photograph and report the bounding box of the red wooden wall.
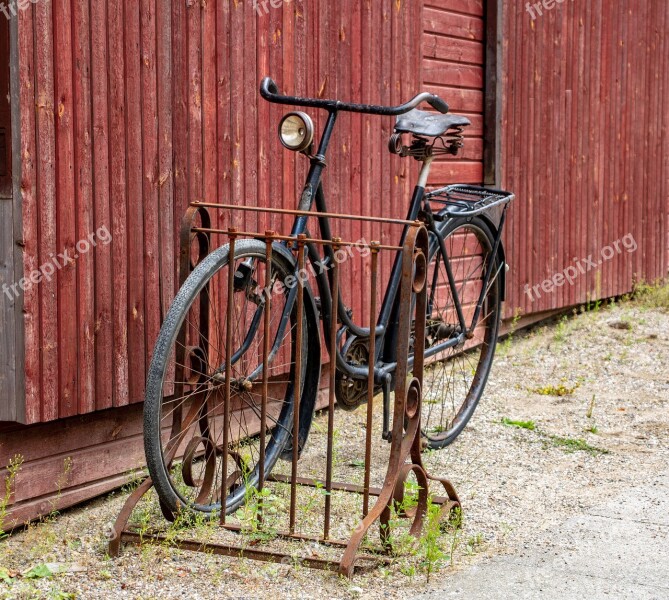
[12,0,669,426]
[15,0,423,425]
[501,1,669,316]
[423,0,485,186]
[4,0,669,527]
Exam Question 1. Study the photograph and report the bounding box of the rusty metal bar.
[190,228,402,252]
[119,531,386,573]
[191,201,417,227]
[324,238,341,540]
[220,229,237,524]
[258,231,274,525]
[363,242,380,517]
[266,473,454,506]
[111,216,462,578]
[289,234,306,534]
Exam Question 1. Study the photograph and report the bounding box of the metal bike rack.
[108,203,460,577]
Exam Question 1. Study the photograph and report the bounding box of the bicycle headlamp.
[278,112,314,152]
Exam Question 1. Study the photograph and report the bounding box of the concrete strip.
[418,475,669,600]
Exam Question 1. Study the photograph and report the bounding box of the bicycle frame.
[270,118,495,388]
[252,77,507,394]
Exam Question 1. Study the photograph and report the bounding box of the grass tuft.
[545,435,609,456]
[501,417,536,431]
[631,281,669,310]
[531,381,580,397]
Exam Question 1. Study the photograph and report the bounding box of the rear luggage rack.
[425,184,515,218]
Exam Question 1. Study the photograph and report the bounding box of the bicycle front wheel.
[421,216,502,449]
[144,240,308,517]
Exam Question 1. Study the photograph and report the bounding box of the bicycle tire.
[421,215,502,449]
[144,239,310,517]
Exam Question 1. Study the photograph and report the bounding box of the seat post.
[417,155,436,189]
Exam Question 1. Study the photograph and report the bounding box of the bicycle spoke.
[147,245,304,516]
[421,220,500,447]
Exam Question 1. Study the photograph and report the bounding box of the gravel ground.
[1,296,668,599]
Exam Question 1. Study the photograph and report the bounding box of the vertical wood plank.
[156,0,174,312]
[140,0,160,395]
[53,0,77,418]
[171,0,187,238]
[0,200,16,420]
[72,0,95,414]
[229,1,243,230]
[216,0,232,232]
[125,0,146,405]
[107,0,129,407]
[244,0,258,234]
[187,0,203,206]
[90,0,113,411]
[34,1,57,422]
[17,8,38,423]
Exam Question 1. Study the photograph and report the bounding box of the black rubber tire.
[144,239,310,517]
[422,215,502,449]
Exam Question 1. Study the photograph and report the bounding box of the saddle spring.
[388,129,466,161]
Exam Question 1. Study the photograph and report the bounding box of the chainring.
[335,337,380,411]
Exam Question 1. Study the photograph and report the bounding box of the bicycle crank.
[335,337,382,411]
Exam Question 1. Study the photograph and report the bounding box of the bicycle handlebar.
[260,77,449,116]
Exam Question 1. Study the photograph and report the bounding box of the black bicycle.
[144,77,514,517]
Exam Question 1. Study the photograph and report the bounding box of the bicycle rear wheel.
[421,216,502,449]
[144,240,308,517]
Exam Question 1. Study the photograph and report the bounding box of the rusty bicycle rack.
[108,203,460,577]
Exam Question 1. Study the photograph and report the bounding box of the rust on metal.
[190,201,419,227]
[324,238,341,540]
[109,206,460,577]
[363,242,379,518]
[190,227,404,252]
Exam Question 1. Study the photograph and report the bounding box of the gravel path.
[1,298,668,599]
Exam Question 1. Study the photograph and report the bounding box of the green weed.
[631,281,669,310]
[498,308,522,355]
[531,380,581,397]
[545,435,609,456]
[501,418,536,431]
[0,455,23,540]
[553,315,569,343]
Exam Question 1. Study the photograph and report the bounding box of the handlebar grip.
[260,77,279,98]
[427,95,449,114]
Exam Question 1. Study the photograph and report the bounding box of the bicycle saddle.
[394,109,470,137]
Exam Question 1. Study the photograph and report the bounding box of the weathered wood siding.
[0,13,20,423]
[423,0,485,185]
[0,200,16,421]
[15,0,421,424]
[501,1,669,316]
[5,0,669,526]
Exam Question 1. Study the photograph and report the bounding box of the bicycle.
[143,77,515,518]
